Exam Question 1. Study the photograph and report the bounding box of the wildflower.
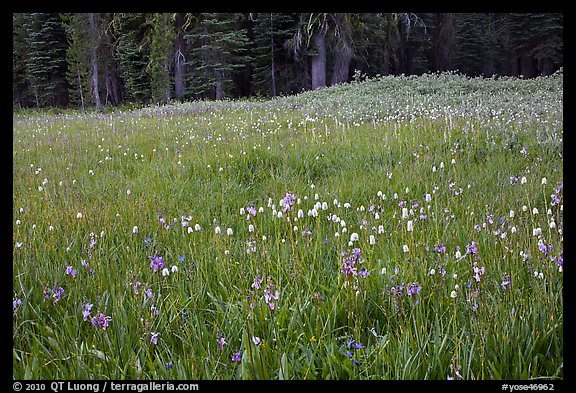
[216,331,227,350]
[434,244,446,254]
[215,226,221,234]
[194,223,201,231]
[406,282,421,296]
[532,208,539,215]
[425,193,432,203]
[166,361,173,369]
[501,274,511,289]
[509,210,515,218]
[450,290,458,298]
[246,205,257,217]
[521,176,527,184]
[82,303,93,321]
[402,207,409,219]
[248,224,254,233]
[226,227,233,236]
[465,241,478,256]
[252,275,263,290]
[541,177,547,185]
[65,266,76,278]
[171,265,178,273]
[551,194,560,206]
[232,351,242,362]
[473,263,485,282]
[132,226,138,234]
[13,298,23,313]
[407,220,413,232]
[350,233,359,242]
[150,256,164,272]
[281,193,296,212]
[76,212,83,219]
[91,312,112,330]
[52,287,65,304]
[150,332,159,345]
[369,235,376,245]
[162,268,170,276]
[251,336,261,345]
[403,244,409,253]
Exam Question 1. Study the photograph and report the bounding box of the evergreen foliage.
[12,12,564,108]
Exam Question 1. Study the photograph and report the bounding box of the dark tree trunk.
[174,13,186,99]
[519,54,536,78]
[330,45,352,85]
[537,57,554,76]
[311,30,326,89]
[88,13,101,110]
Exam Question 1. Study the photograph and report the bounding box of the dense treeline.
[12,12,563,109]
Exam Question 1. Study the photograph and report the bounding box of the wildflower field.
[13,72,563,380]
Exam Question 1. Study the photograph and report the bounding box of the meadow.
[13,71,563,380]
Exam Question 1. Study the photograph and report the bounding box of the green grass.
[13,71,563,380]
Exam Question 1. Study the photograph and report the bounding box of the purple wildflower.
[466,241,478,256]
[509,176,519,185]
[281,193,296,212]
[65,266,76,278]
[551,194,560,206]
[13,298,23,313]
[251,275,263,289]
[167,360,174,369]
[150,332,159,345]
[216,331,227,350]
[150,255,164,271]
[406,282,421,296]
[52,287,65,304]
[539,243,547,253]
[132,281,141,295]
[232,351,242,362]
[558,253,563,268]
[434,244,446,254]
[82,302,93,321]
[501,274,511,289]
[473,264,485,282]
[246,205,257,218]
[252,336,261,345]
[91,312,112,330]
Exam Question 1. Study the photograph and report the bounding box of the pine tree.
[149,13,176,104]
[63,13,91,110]
[252,13,297,96]
[13,13,33,107]
[113,13,152,103]
[186,13,252,99]
[24,13,70,107]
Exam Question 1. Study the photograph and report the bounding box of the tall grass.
[13,71,562,380]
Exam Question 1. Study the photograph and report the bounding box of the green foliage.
[149,13,176,104]
[185,13,252,99]
[13,73,563,380]
[113,13,152,103]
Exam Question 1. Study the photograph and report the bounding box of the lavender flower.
[216,330,227,350]
[82,302,93,321]
[150,332,159,345]
[501,274,511,289]
[150,255,164,272]
[251,275,263,289]
[91,312,112,330]
[466,241,478,256]
[232,351,242,362]
[65,266,76,278]
[251,336,261,345]
[280,193,296,212]
[13,298,23,313]
[52,287,65,304]
[406,282,422,296]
